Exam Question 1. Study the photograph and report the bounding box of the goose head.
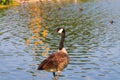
[55,27,65,34]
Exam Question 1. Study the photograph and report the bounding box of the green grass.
[0,1,19,9]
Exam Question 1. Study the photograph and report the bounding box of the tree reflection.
[23,0,95,56]
[23,1,50,57]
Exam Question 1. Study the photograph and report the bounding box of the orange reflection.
[24,1,50,56]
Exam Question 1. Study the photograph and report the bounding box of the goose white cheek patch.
[58,28,63,33]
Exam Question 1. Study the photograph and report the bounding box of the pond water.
[0,0,120,80]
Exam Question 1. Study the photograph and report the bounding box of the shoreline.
[0,0,42,9]
[0,1,19,9]
[15,0,40,3]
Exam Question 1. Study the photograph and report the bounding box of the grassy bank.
[0,1,19,9]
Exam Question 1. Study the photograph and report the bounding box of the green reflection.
[38,1,96,53]
[25,0,104,55]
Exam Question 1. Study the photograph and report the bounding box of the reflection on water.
[0,0,120,80]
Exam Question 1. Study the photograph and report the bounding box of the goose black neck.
[59,30,65,50]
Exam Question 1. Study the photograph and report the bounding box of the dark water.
[0,0,120,80]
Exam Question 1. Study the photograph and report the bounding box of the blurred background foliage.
[0,0,12,5]
[0,0,19,9]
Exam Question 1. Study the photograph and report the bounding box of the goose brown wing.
[37,52,69,71]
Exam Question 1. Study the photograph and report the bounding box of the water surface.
[0,0,120,80]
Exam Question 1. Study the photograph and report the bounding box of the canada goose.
[37,28,69,79]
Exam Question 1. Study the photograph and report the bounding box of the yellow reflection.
[42,30,48,38]
[25,39,30,46]
[24,2,50,56]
